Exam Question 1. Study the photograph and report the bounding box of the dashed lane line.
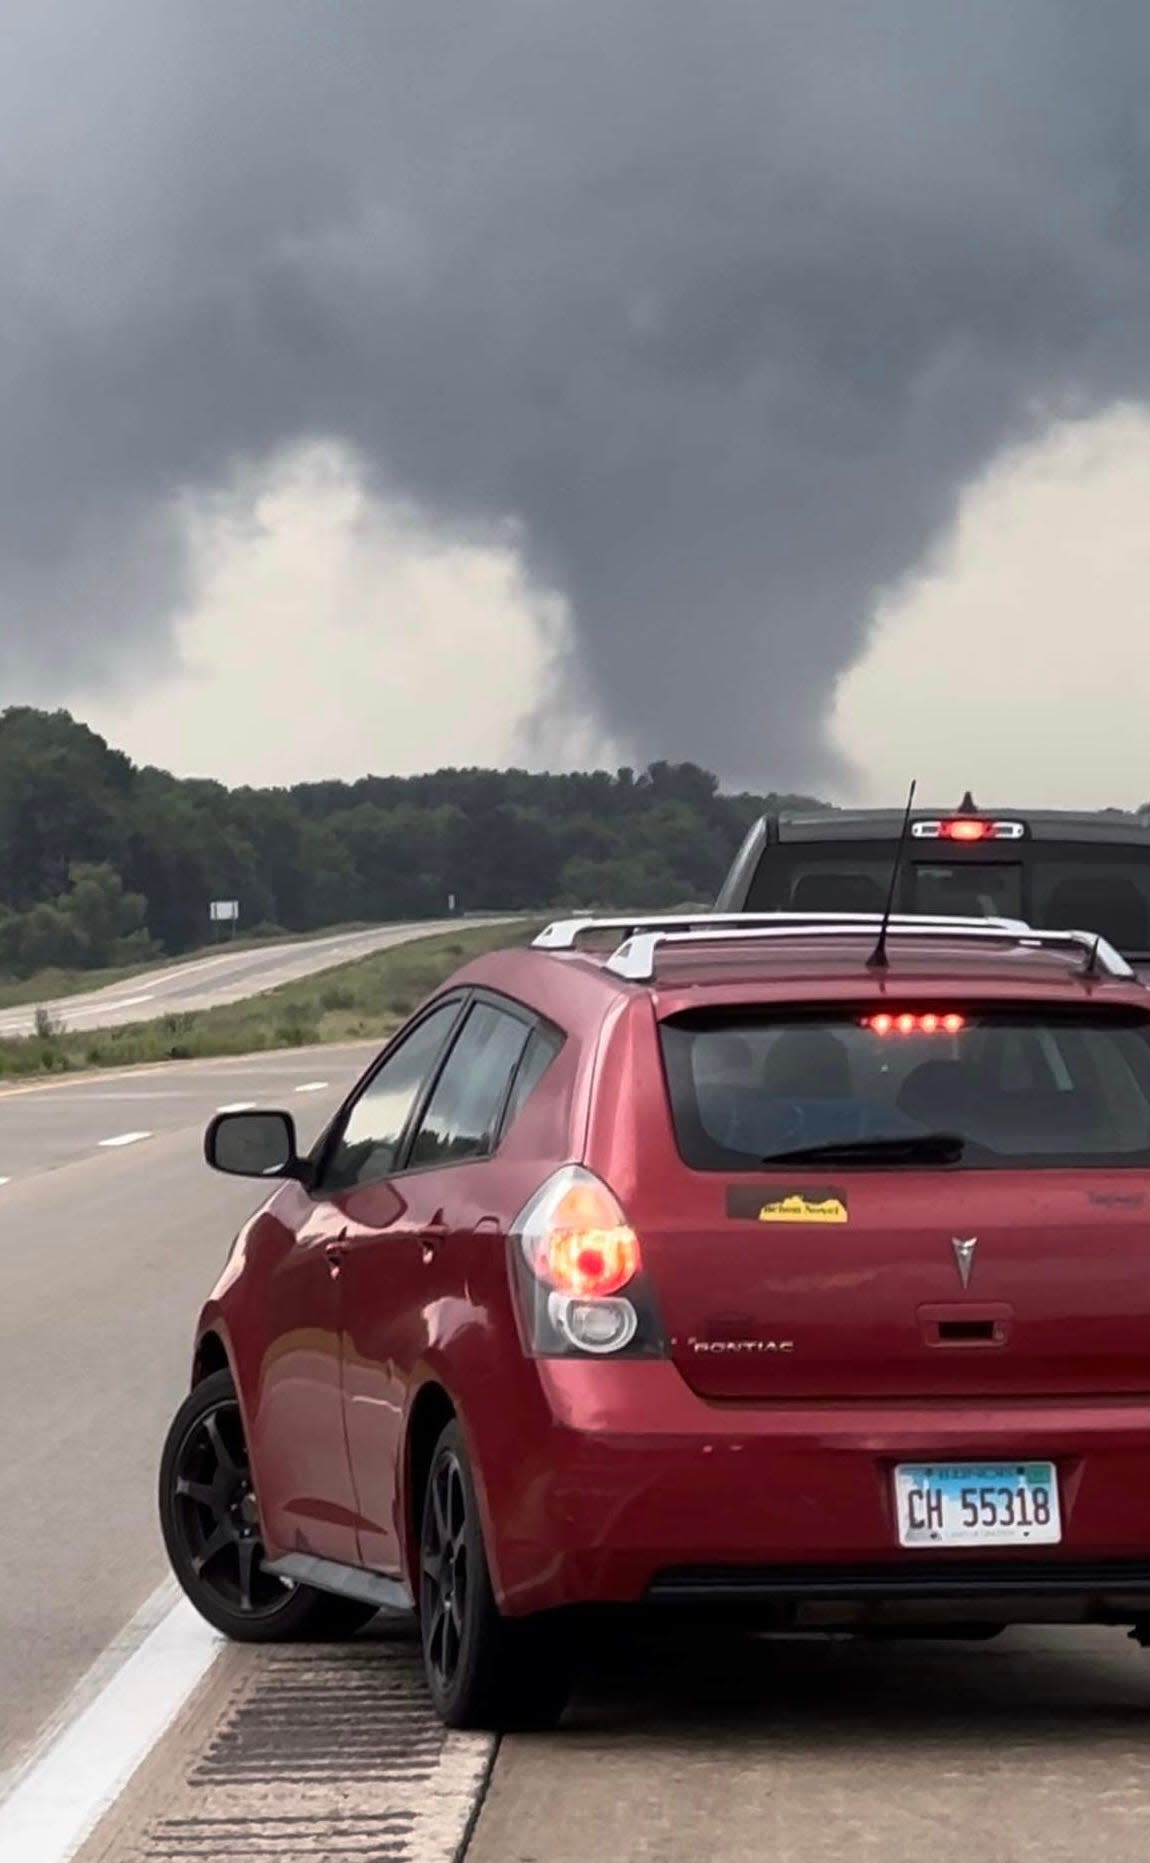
[97,1133,153,1149]
[294,1081,330,1094]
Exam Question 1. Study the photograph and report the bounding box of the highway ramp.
[0,919,496,1040]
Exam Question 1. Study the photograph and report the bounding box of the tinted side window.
[502,1027,562,1134]
[323,1001,461,1191]
[407,1003,530,1169]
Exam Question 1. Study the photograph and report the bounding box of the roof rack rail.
[532,911,1028,950]
[530,912,1135,984]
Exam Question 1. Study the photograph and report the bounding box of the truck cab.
[716,800,1150,969]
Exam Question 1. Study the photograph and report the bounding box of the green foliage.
[0,706,830,982]
[9,903,90,972]
[1,860,158,975]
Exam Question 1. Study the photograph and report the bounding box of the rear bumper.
[479,1361,1150,1618]
[647,1560,1150,1630]
[650,1559,1150,1603]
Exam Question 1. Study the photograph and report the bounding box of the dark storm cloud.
[3,1,1150,782]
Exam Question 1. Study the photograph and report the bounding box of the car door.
[337,998,536,1573]
[240,1178,364,1567]
[295,998,466,1557]
[258,998,464,1566]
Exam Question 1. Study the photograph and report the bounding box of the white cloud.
[75,444,617,785]
[831,405,1150,812]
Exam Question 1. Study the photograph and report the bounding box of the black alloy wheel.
[159,1368,377,1643]
[421,1444,470,1694]
[419,1419,574,1730]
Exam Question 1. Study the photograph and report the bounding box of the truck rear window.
[659,1009,1150,1171]
[745,849,1150,955]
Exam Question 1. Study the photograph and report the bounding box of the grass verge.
[0,922,377,1012]
[0,921,537,1078]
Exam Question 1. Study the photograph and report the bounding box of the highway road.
[0,919,481,1039]
[5,1046,1150,1860]
[0,1043,375,1779]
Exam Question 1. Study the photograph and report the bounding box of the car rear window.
[659,1008,1150,1170]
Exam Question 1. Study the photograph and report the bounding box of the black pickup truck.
[715,800,1150,966]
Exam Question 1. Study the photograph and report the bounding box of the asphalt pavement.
[0,919,480,1039]
[466,1622,1150,1860]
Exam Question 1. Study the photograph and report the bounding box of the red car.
[160,912,1150,1729]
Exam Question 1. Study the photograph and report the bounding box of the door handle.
[421,1212,449,1264]
[324,1231,349,1277]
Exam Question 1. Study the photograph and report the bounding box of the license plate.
[894,1461,1061,1547]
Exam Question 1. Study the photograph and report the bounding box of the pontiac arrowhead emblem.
[952,1237,977,1289]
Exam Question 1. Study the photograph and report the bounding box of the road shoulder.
[74,1624,494,1863]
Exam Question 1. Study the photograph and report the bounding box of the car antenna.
[867,779,917,972]
[958,788,977,813]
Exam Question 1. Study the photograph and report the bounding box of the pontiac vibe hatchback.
[160,912,1150,1729]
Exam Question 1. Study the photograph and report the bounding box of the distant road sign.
[209,901,240,923]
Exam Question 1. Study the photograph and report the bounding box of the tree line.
[0,708,825,977]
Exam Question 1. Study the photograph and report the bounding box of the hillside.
[0,708,827,978]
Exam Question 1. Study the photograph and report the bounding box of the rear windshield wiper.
[760,1132,966,1166]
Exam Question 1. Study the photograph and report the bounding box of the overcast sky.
[6,3,1150,799]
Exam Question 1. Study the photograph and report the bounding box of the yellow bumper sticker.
[726,1184,849,1223]
[757,1193,848,1224]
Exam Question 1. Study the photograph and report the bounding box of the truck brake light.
[911,820,1025,842]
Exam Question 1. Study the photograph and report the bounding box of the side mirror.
[205,1110,305,1181]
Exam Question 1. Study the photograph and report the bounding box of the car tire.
[159,1368,378,1643]
[419,1420,573,1731]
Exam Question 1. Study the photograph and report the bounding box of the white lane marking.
[98,1132,153,1149]
[216,1101,256,1113]
[0,1588,220,1862]
[295,1081,330,1094]
[0,1581,179,1801]
[0,1177,10,1187]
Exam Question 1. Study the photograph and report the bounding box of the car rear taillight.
[510,1165,666,1359]
[528,1177,640,1297]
